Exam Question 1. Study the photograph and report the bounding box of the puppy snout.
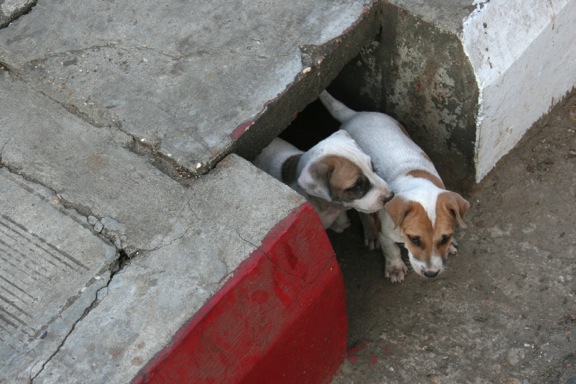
[383,192,395,204]
[423,270,439,278]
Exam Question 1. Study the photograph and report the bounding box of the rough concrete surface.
[0,65,307,382]
[0,0,375,175]
[0,169,116,380]
[330,92,576,383]
[0,0,34,28]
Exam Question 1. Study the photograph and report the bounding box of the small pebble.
[94,221,103,233]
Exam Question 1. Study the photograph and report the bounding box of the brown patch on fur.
[397,201,434,264]
[436,191,470,229]
[281,154,301,184]
[385,194,467,264]
[318,155,371,202]
[408,169,445,189]
[384,195,409,228]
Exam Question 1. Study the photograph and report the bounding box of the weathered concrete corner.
[0,0,34,28]
[31,155,310,384]
[327,0,576,189]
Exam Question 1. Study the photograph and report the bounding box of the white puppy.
[253,130,394,231]
[319,91,469,282]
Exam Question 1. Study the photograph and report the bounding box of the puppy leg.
[379,233,408,283]
[447,237,458,258]
[329,211,351,233]
[358,212,380,251]
[378,210,408,282]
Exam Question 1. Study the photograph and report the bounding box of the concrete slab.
[0,0,378,175]
[0,169,117,380]
[0,67,346,382]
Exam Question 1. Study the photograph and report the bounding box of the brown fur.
[385,191,469,266]
[311,155,371,202]
[408,169,445,189]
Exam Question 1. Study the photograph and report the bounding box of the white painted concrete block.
[462,0,576,181]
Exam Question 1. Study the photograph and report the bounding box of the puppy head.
[297,130,393,213]
[385,191,469,278]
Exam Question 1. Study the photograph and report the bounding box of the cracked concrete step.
[0,169,117,380]
[0,0,379,175]
[0,69,346,382]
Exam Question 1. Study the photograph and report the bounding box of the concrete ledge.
[461,0,576,181]
[0,69,346,382]
[0,0,381,176]
[133,204,346,384]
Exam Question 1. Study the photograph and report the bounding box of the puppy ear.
[298,160,333,201]
[444,192,470,228]
[384,195,409,228]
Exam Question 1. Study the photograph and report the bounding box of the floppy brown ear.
[384,195,409,228]
[444,192,470,228]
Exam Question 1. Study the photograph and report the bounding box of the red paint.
[347,356,358,364]
[230,120,255,141]
[417,83,421,90]
[371,356,378,364]
[132,203,347,384]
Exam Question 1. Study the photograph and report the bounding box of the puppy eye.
[438,234,452,246]
[407,235,421,247]
[346,179,364,192]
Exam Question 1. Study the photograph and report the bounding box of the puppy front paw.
[385,260,408,283]
[329,212,351,233]
[358,212,380,251]
[448,238,458,256]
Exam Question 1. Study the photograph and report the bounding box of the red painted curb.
[132,203,347,384]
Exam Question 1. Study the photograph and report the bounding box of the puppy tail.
[318,91,356,123]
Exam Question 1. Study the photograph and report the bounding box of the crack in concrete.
[130,44,182,61]
[29,262,123,382]
[127,136,198,183]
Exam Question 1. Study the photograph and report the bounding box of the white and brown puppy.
[319,91,470,282]
[253,130,394,231]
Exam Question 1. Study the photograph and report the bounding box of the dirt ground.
[328,91,576,384]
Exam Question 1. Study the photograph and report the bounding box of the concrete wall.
[462,0,576,181]
[325,0,576,189]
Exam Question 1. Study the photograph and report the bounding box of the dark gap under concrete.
[279,98,339,150]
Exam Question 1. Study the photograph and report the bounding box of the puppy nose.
[383,192,395,204]
[423,270,439,278]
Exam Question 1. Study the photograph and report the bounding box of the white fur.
[253,129,393,229]
[320,91,467,281]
